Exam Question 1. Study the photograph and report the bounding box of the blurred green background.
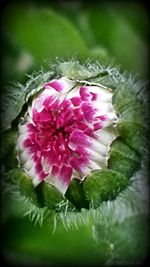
[1,1,149,266]
[1,0,149,85]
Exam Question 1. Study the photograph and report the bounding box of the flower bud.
[16,77,118,194]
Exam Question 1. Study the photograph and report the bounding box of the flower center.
[53,127,67,137]
[30,96,94,168]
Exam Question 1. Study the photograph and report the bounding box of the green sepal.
[58,61,109,81]
[65,178,89,210]
[24,70,55,102]
[0,70,55,131]
[108,138,140,178]
[116,99,148,155]
[0,128,18,170]
[83,170,129,208]
[35,181,75,211]
[118,120,147,155]
[5,169,76,212]
[120,104,147,125]
[58,61,121,86]
[5,169,39,207]
[113,83,138,114]
[0,128,17,160]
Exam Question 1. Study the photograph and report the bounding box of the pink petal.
[80,86,92,101]
[70,96,81,106]
[47,165,72,194]
[69,129,91,146]
[44,80,64,92]
[81,102,97,122]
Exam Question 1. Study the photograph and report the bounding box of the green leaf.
[88,4,148,77]
[1,32,35,83]
[3,4,89,65]
[0,83,26,130]
[108,138,140,178]
[106,3,149,42]
[84,170,129,208]
[89,46,110,63]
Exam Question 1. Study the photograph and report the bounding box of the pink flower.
[16,77,118,194]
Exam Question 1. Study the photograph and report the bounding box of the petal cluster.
[16,77,118,194]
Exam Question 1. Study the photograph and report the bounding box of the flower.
[16,77,118,194]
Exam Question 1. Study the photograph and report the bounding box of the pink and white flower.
[16,77,118,194]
